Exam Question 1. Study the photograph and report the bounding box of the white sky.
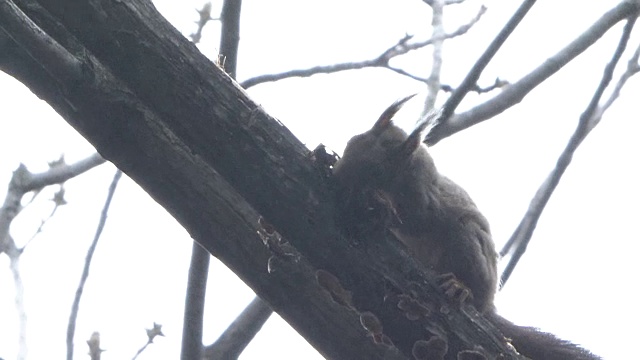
[1,1,639,359]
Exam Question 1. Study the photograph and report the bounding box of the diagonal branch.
[588,40,640,129]
[430,0,536,140]
[0,153,106,256]
[66,169,123,360]
[181,1,243,359]
[427,0,640,145]
[239,6,485,89]
[499,15,638,287]
[0,0,82,83]
[0,153,104,360]
[203,296,273,360]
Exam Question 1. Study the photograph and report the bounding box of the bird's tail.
[486,311,601,360]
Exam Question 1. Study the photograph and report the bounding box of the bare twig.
[588,40,640,130]
[9,254,27,360]
[23,185,67,249]
[239,7,485,89]
[500,15,638,287]
[427,0,640,145]
[132,323,164,360]
[434,0,537,131]
[423,0,468,6]
[0,154,105,244]
[0,154,104,360]
[440,77,509,93]
[87,332,104,360]
[423,0,445,112]
[203,297,273,360]
[66,169,123,360]
[190,2,218,44]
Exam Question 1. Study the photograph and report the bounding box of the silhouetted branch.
[240,6,485,89]
[1,153,105,256]
[440,77,508,94]
[423,0,468,6]
[181,241,210,360]
[8,254,26,360]
[500,15,638,286]
[427,0,640,145]
[203,296,273,360]
[218,0,241,78]
[434,0,536,133]
[67,169,123,360]
[589,40,640,129]
[423,0,445,111]
[132,323,164,360]
[0,153,104,360]
[190,2,218,44]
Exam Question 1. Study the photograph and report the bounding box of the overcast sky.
[1,1,639,359]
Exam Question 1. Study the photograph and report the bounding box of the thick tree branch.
[427,0,640,144]
[500,15,638,286]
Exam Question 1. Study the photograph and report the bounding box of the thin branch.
[10,254,27,360]
[0,157,104,360]
[28,153,106,191]
[423,0,445,112]
[132,323,164,360]
[0,153,105,360]
[588,40,640,129]
[203,296,274,360]
[500,15,637,287]
[386,65,430,82]
[66,169,123,360]
[190,2,218,44]
[22,188,64,248]
[427,0,640,145]
[180,242,210,360]
[239,7,485,89]
[1,153,105,255]
[435,0,537,128]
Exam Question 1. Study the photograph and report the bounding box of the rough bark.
[0,0,529,358]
